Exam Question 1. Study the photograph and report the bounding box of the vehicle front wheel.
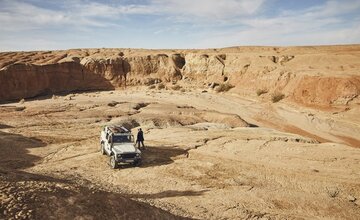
[110,156,118,169]
[132,160,141,167]
[100,143,106,155]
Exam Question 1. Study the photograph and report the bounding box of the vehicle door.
[105,133,112,154]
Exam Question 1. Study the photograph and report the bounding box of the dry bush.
[215,83,234,92]
[256,89,268,96]
[271,92,285,103]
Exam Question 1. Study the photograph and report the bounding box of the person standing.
[136,128,145,149]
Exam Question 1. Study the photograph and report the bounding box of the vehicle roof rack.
[108,125,130,134]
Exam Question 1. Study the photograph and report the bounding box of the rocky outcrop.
[0,58,130,101]
[1,46,360,108]
[182,54,226,83]
[125,54,183,85]
[0,62,111,101]
[0,52,188,101]
[291,76,360,106]
[80,57,129,86]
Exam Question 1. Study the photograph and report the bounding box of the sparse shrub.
[256,89,268,96]
[180,88,186,93]
[215,83,234,92]
[271,92,285,103]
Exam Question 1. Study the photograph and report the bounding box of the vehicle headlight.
[136,153,140,157]
[117,154,121,158]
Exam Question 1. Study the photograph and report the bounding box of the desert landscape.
[0,45,360,219]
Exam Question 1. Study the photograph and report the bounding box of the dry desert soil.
[0,45,360,219]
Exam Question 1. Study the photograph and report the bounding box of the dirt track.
[1,89,360,219]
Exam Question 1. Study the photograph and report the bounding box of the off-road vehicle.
[100,125,141,169]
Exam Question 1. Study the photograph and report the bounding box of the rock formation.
[0,46,359,108]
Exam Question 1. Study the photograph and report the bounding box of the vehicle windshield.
[112,135,133,143]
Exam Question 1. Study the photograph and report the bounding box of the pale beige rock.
[1,46,360,108]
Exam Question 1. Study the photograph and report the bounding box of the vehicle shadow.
[117,145,188,169]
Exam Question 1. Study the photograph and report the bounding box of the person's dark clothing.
[137,130,144,141]
[137,130,145,149]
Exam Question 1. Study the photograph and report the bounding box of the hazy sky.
[1,0,360,51]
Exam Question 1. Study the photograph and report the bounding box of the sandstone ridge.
[1,45,359,108]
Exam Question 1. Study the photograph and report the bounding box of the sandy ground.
[1,88,360,219]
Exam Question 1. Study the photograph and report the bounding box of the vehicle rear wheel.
[100,143,105,155]
[110,156,118,169]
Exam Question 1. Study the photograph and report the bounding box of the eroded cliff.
[1,46,359,108]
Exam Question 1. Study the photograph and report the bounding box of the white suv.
[100,125,141,169]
